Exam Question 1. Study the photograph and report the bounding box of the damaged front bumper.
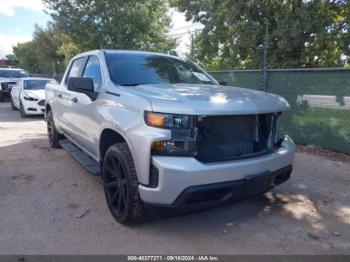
[138,135,295,207]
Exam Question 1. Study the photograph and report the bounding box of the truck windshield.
[24,80,51,90]
[105,53,217,86]
[0,70,29,78]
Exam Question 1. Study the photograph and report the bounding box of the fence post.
[261,19,269,92]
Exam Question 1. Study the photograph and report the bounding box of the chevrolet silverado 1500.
[45,50,295,224]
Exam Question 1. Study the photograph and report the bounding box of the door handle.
[71,97,78,103]
[58,93,62,98]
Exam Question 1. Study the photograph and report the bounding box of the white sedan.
[10,77,57,117]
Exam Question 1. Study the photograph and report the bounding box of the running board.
[59,139,101,176]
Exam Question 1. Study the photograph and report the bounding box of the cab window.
[65,57,87,84]
[83,56,102,90]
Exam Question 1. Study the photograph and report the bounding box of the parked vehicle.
[11,77,57,117]
[0,68,29,102]
[45,50,295,224]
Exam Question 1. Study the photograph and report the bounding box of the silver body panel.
[46,50,295,205]
[127,83,290,115]
[139,136,295,204]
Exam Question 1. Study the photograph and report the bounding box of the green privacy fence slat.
[210,69,350,155]
[212,70,262,90]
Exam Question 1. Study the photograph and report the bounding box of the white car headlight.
[23,92,39,101]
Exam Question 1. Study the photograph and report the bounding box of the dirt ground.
[0,102,349,255]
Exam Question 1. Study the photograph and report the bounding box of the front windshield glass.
[0,70,29,78]
[105,53,217,86]
[24,80,52,90]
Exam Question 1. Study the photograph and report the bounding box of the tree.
[5,54,18,66]
[13,42,40,73]
[44,0,177,53]
[32,24,66,74]
[12,23,78,74]
[171,0,350,70]
[56,33,80,67]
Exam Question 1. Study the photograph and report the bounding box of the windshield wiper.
[119,83,151,86]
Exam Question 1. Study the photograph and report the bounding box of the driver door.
[58,56,88,141]
[64,55,103,157]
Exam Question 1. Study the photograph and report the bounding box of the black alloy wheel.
[104,154,128,215]
[103,143,146,224]
[46,109,61,148]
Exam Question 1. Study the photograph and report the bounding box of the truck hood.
[22,89,45,100]
[126,83,290,115]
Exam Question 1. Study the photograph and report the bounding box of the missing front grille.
[195,114,276,163]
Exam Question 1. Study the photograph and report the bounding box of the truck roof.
[72,49,180,61]
[0,68,25,71]
[21,77,54,81]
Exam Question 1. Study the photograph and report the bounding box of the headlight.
[23,96,38,101]
[145,111,193,129]
[145,111,197,156]
[274,112,284,148]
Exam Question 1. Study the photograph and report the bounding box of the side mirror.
[219,81,228,86]
[67,77,97,100]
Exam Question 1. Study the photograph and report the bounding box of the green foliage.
[172,0,350,70]
[5,54,17,62]
[13,24,78,74]
[44,0,177,52]
[13,42,41,73]
[4,54,18,66]
[11,0,176,74]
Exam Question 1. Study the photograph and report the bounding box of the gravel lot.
[0,102,349,255]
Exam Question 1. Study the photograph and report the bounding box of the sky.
[0,0,201,58]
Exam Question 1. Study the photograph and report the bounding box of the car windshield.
[24,80,52,90]
[0,70,29,78]
[105,53,217,86]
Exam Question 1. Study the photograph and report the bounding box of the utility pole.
[261,19,269,92]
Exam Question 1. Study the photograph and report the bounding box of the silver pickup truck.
[46,50,295,224]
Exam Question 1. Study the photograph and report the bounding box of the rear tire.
[46,109,62,148]
[102,143,147,225]
[19,101,27,117]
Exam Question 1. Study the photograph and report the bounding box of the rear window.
[24,80,54,90]
[0,70,29,78]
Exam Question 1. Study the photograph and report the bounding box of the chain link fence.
[33,69,350,154]
[211,68,350,155]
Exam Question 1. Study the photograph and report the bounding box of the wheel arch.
[45,103,51,115]
[99,128,128,163]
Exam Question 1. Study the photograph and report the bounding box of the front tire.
[19,101,27,117]
[46,109,62,148]
[10,96,17,110]
[103,143,147,224]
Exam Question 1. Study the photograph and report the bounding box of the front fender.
[96,89,169,185]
